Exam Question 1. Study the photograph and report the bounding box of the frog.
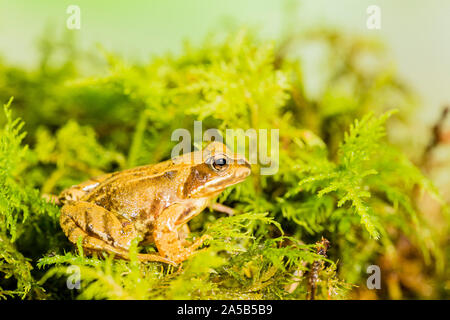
[58,142,251,266]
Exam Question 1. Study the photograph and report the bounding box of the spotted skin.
[58,142,251,265]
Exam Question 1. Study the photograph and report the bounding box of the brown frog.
[58,142,251,265]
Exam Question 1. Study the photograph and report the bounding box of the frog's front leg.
[60,201,176,265]
[153,203,210,264]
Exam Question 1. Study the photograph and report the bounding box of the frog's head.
[181,142,251,198]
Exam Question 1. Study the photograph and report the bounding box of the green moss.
[0,29,447,300]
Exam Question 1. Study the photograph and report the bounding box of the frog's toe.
[137,253,178,266]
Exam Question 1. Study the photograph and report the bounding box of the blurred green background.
[1,0,449,125]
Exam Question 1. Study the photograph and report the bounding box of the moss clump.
[0,29,447,300]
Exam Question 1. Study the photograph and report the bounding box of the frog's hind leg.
[57,173,114,205]
[60,201,176,265]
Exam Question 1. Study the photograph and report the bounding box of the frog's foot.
[186,234,212,256]
[60,201,177,266]
[155,234,210,264]
[77,235,177,265]
[136,253,177,266]
[42,193,61,205]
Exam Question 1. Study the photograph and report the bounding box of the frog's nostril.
[237,162,251,178]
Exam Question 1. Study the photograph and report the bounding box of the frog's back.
[82,159,188,220]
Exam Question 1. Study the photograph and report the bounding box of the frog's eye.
[208,155,229,172]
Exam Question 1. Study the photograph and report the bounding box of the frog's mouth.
[195,166,251,196]
[236,161,252,177]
